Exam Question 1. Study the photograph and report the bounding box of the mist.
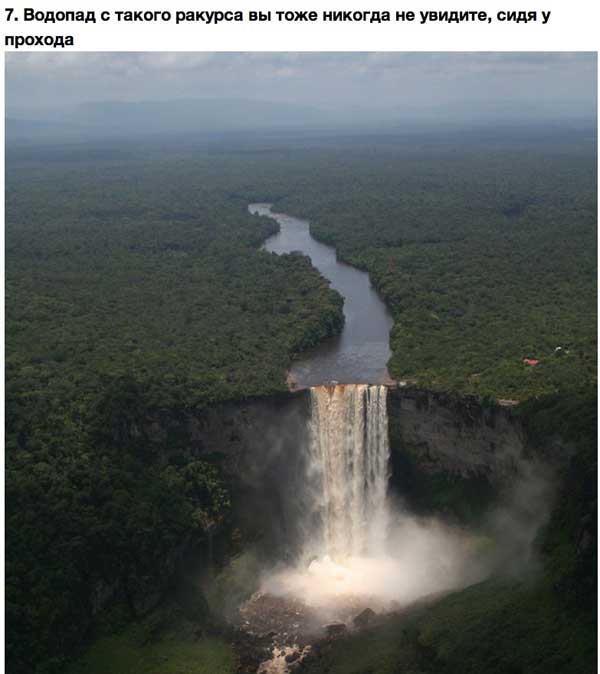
[256,460,554,632]
[5,53,597,144]
[262,515,488,610]
[236,386,556,645]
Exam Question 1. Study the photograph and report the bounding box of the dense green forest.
[9,130,597,406]
[270,130,597,399]
[5,146,344,673]
[5,125,596,673]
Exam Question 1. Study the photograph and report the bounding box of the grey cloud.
[6,52,596,125]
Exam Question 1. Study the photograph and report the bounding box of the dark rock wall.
[388,386,525,480]
[144,389,313,555]
[94,385,554,615]
[142,386,531,536]
[386,386,527,521]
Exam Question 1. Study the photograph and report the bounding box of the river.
[249,203,393,387]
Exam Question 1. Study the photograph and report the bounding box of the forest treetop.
[5,123,596,674]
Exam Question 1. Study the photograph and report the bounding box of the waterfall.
[307,384,390,560]
[261,382,478,618]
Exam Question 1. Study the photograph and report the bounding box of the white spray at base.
[250,384,553,673]
[262,384,491,612]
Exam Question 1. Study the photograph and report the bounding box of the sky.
[5,52,597,125]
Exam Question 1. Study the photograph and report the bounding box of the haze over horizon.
[5,52,597,142]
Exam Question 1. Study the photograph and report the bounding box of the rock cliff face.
[155,385,532,532]
[141,386,531,533]
[387,386,526,481]
[140,385,528,497]
[92,385,546,618]
[196,392,312,554]
[90,383,577,635]
[385,386,533,521]
[144,390,312,555]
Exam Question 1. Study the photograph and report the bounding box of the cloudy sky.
[6,52,597,123]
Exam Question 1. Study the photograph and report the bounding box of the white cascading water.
[260,381,482,626]
[307,384,390,560]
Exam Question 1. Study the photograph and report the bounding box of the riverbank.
[250,203,393,387]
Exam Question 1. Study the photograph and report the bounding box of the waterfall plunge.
[307,384,390,560]
[261,383,483,612]
[261,384,401,606]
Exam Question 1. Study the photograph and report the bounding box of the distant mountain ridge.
[6,95,597,147]
[6,97,338,144]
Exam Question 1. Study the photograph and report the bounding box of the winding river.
[249,203,393,387]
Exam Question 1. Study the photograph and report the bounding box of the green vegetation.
[6,125,596,673]
[6,157,343,409]
[517,388,597,609]
[5,147,343,674]
[273,132,597,399]
[205,549,263,619]
[8,127,595,401]
[5,396,232,674]
[67,603,237,674]
[68,631,235,674]
[302,387,597,674]
[304,577,595,674]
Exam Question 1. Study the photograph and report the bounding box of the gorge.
[46,200,588,674]
[6,126,595,674]
[190,207,554,673]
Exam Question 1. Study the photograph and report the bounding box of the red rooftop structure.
[523,358,540,366]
